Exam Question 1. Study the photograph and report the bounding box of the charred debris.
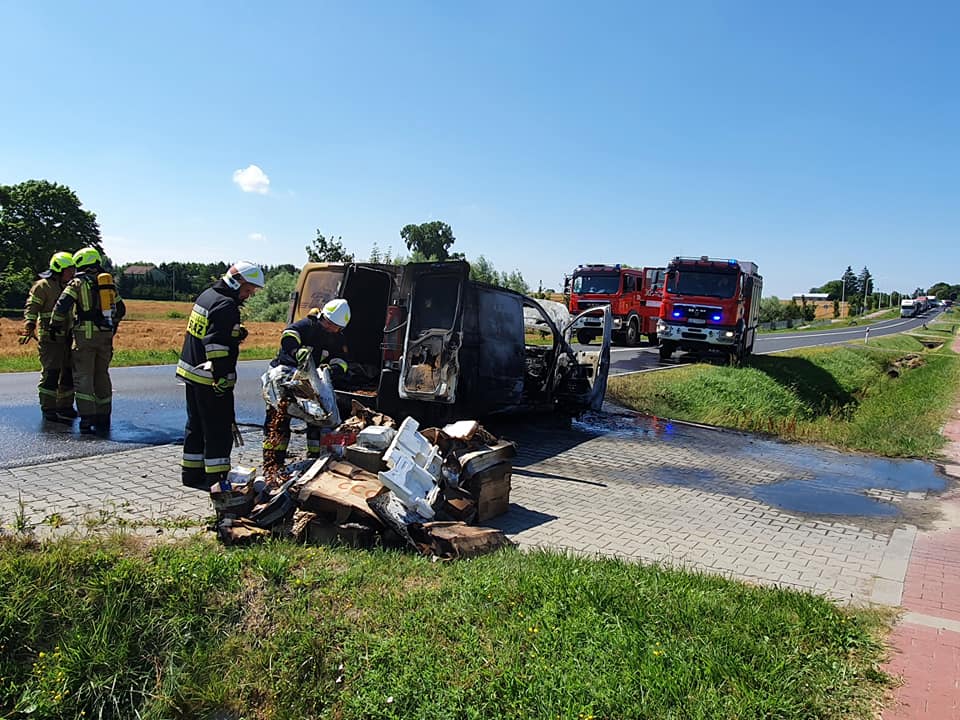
[214,382,515,560]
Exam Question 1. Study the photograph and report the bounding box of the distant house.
[122,264,168,283]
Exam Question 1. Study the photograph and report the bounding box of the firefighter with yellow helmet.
[50,247,126,433]
[18,251,78,422]
[262,298,351,467]
[177,261,264,491]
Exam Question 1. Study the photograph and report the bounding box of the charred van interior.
[289,261,612,423]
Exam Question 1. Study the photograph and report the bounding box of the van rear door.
[398,261,470,403]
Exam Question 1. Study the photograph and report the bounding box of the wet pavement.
[2,403,952,607]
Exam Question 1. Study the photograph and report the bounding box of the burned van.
[289,260,612,423]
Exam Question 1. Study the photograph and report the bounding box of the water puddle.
[574,410,947,518]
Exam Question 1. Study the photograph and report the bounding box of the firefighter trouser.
[182,383,234,487]
[37,337,74,412]
[72,329,113,420]
[262,405,323,467]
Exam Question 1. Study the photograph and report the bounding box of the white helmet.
[321,298,351,328]
[223,260,265,290]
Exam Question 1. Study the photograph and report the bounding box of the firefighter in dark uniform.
[177,261,264,491]
[50,247,126,433]
[19,251,77,422]
[262,298,351,466]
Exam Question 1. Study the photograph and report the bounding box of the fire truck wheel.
[577,329,594,345]
[647,332,658,346]
[659,343,674,361]
[625,319,640,346]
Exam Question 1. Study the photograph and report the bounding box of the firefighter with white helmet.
[262,298,351,466]
[177,260,264,491]
[19,251,78,422]
[50,246,126,432]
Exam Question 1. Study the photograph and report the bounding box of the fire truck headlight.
[724,331,735,337]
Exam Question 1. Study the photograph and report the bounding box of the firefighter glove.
[237,324,249,343]
[17,332,34,345]
[47,323,62,341]
[212,377,231,395]
[328,357,348,376]
[295,347,312,367]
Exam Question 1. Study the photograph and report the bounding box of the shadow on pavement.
[489,503,558,533]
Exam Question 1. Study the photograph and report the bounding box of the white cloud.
[248,232,266,242]
[232,164,270,194]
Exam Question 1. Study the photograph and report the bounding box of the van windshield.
[667,270,738,298]
[573,274,620,294]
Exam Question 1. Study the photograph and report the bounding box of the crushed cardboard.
[212,409,515,559]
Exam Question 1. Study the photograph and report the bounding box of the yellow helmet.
[49,251,76,273]
[73,247,102,269]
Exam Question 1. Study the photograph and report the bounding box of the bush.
[244,271,295,322]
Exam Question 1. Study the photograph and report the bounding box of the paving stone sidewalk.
[0,415,943,608]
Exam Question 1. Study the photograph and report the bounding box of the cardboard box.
[468,461,512,521]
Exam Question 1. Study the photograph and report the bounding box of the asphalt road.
[0,309,943,468]
[606,309,944,376]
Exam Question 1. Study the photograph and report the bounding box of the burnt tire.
[625,319,640,346]
[577,329,594,345]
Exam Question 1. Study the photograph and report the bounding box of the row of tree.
[0,179,531,311]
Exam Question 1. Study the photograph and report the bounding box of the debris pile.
[214,402,516,560]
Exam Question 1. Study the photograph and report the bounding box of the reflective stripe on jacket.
[24,276,70,337]
[176,280,242,387]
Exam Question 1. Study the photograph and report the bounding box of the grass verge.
[609,315,960,457]
[0,346,276,372]
[0,534,892,719]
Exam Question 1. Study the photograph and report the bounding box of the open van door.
[398,261,470,403]
[553,305,613,413]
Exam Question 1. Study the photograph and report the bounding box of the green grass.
[0,535,892,720]
[609,327,960,458]
[0,346,276,373]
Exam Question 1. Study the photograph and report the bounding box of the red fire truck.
[568,264,665,346]
[657,256,763,363]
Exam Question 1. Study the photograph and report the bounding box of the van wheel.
[577,329,594,345]
[625,319,640,346]
[659,343,674,361]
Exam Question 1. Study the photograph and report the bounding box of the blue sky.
[2,1,956,298]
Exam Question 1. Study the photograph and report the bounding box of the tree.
[469,255,499,285]
[857,267,873,299]
[369,243,382,263]
[400,221,456,261]
[306,231,353,263]
[840,266,858,299]
[810,280,843,300]
[759,296,783,323]
[0,180,102,272]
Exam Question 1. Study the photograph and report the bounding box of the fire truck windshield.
[667,270,738,298]
[572,274,620,294]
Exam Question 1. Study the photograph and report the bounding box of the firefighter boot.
[181,470,211,492]
[95,414,111,431]
[58,407,78,419]
[42,409,73,424]
[79,416,96,433]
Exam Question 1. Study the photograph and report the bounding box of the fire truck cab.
[657,256,762,364]
[569,264,665,346]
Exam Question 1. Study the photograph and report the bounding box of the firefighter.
[262,298,351,467]
[177,261,264,491]
[19,251,78,422]
[50,247,126,433]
